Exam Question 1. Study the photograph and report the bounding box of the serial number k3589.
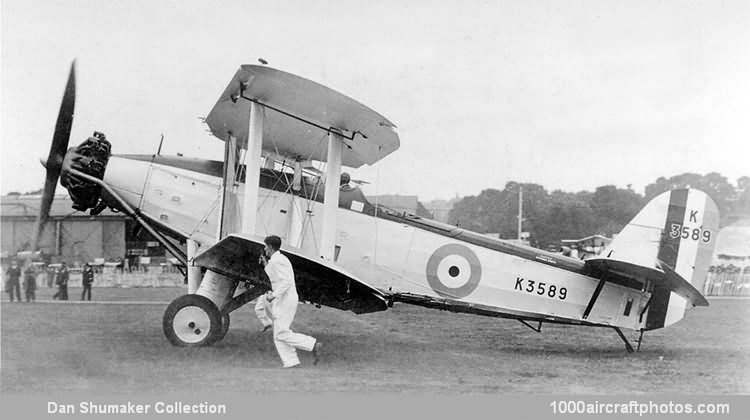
[514,277,568,300]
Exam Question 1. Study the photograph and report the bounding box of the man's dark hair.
[263,235,282,251]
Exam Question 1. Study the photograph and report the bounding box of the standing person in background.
[46,265,56,288]
[133,255,141,272]
[81,263,94,301]
[53,262,69,300]
[23,264,36,302]
[5,260,22,302]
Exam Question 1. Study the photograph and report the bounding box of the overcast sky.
[2,0,749,201]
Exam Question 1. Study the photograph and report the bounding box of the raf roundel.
[425,243,482,298]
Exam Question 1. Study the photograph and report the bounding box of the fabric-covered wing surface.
[193,234,388,314]
[205,65,399,168]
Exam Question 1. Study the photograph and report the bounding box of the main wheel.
[163,294,222,347]
[213,313,231,343]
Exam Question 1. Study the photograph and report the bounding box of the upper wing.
[585,257,709,307]
[205,65,400,168]
[193,234,388,314]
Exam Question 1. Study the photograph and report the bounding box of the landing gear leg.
[613,327,634,353]
[211,286,268,343]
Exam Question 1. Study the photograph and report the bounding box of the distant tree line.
[6,188,44,196]
[444,172,750,249]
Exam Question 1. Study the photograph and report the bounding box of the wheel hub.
[173,306,211,344]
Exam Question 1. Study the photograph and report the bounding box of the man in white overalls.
[259,235,322,368]
[254,296,273,332]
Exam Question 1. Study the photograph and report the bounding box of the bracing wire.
[296,132,329,251]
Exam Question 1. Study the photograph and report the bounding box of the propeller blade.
[35,171,59,239]
[31,61,76,252]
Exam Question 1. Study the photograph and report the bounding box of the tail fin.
[604,188,719,329]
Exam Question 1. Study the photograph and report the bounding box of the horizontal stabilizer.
[193,234,388,314]
[656,260,709,307]
[585,257,708,307]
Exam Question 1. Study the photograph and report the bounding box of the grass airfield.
[1,287,748,394]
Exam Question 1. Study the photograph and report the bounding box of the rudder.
[603,188,719,330]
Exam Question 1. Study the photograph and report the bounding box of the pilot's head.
[340,172,351,186]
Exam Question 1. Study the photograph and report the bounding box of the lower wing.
[193,234,388,314]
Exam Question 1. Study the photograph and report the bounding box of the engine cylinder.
[61,131,112,213]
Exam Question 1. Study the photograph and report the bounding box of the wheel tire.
[213,312,231,343]
[163,294,222,347]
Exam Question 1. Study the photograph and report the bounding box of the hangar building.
[0,194,164,265]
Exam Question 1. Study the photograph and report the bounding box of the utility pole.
[517,185,523,240]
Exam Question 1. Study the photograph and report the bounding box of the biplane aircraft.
[32,61,718,353]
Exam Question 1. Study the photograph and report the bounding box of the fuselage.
[102,154,651,330]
